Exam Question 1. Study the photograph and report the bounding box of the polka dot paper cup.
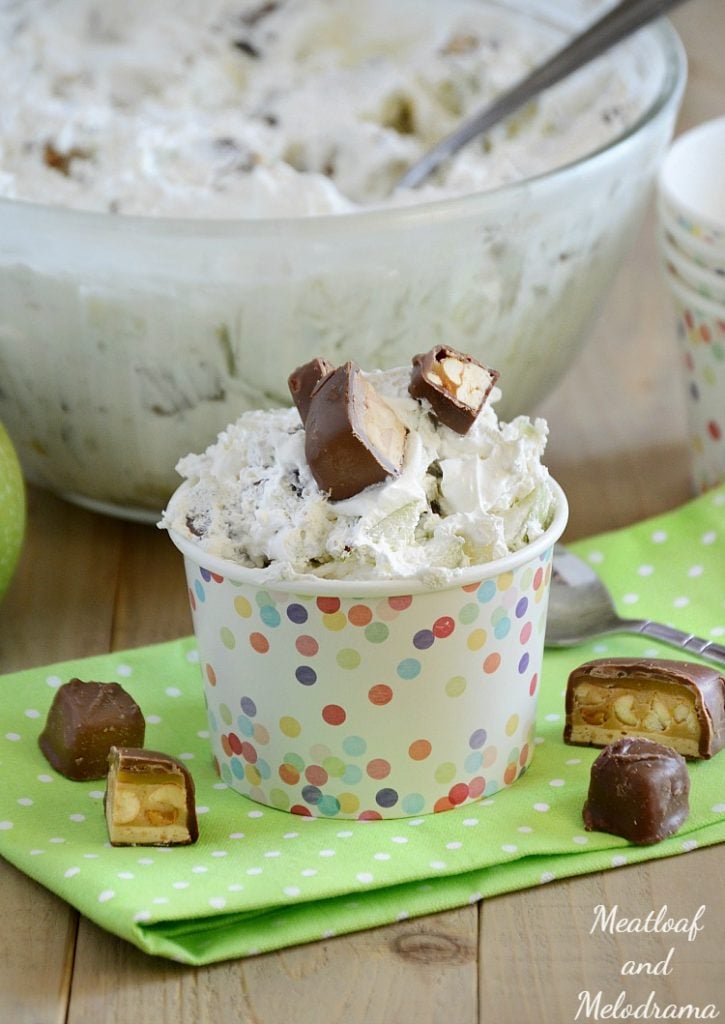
[169,481,568,819]
[659,214,725,280]
[658,117,725,255]
[665,273,725,492]
[659,231,725,306]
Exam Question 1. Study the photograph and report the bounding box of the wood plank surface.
[0,3,723,1023]
[479,845,724,1024]
[0,862,77,1024]
[68,908,479,1024]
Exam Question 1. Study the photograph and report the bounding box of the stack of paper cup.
[657,117,725,492]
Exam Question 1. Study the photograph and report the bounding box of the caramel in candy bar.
[38,678,145,781]
[105,747,199,846]
[408,345,499,434]
[583,737,690,845]
[304,361,407,500]
[564,657,725,759]
[288,356,335,424]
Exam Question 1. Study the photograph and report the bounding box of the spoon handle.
[396,0,689,190]
[630,620,725,667]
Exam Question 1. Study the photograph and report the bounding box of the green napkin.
[0,486,723,965]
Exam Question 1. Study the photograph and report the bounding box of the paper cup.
[659,231,725,305]
[169,481,568,819]
[659,211,725,277]
[664,273,725,492]
[658,117,725,251]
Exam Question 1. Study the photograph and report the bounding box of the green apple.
[0,420,26,600]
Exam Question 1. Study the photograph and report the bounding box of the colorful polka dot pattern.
[0,487,722,964]
[672,296,725,491]
[185,552,555,818]
[670,207,725,251]
[661,238,725,306]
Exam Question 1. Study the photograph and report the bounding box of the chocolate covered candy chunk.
[409,345,499,434]
[304,361,407,500]
[38,678,145,781]
[583,737,690,845]
[105,747,199,847]
[288,356,335,424]
[564,658,725,759]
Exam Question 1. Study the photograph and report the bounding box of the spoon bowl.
[546,545,725,667]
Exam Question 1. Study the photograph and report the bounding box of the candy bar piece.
[583,737,690,845]
[563,658,725,759]
[408,345,499,434]
[304,361,407,500]
[105,747,199,846]
[288,356,335,424]
[38,678,145,781]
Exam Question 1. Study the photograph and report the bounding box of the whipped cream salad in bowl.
[0,0,685,517]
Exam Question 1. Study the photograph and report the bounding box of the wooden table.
[1,4,723,1021]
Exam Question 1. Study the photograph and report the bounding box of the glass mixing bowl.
[0,3,686,520]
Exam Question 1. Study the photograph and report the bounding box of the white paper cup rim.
[168,479,568,597]
[658,205,725,264]
[655,201,724,268]
[664,265,725,319]
[658,117,725,237]
[662,240,725,287]
[659,234,725,300]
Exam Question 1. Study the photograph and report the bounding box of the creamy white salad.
[161,366,555,582]
[0,0,655,217]
[0,0,675,517]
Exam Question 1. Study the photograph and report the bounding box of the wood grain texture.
[479,845,724,1024]
[0,488,121,672]
[0,4,722,1022]
[0,859,77,1024]
[110,521,190,651]
[68,908,479,1024]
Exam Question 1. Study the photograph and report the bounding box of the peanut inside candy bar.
[304,361,407,500]
[105,747,199,846]
[564,658,725,759]
[409,345,499,434]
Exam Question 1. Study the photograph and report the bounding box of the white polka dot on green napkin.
[0,486,723,965]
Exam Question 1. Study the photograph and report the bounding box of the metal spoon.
[396,0,690,191]
[545,545,725,667]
